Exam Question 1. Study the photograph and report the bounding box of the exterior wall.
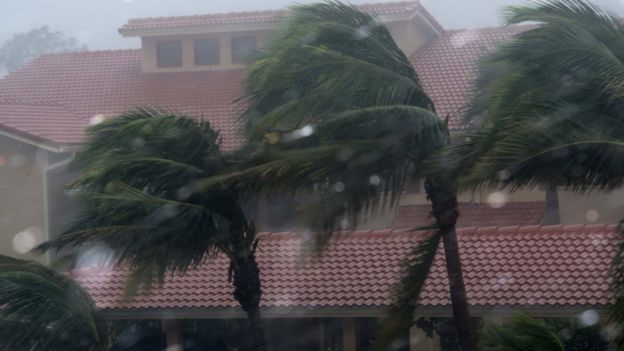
[559,188,624,224]
[141,30,273,73]
[386,20,432,57]
[139,17,435,73]
[0,135,48,262]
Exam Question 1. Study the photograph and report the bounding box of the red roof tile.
[392,201,546,229]
[0,22,531,147]
[0,101,87,145]
[0,50,244,149]
[412,25,532,130]
[119,1,437,34]
[72,224,616,313]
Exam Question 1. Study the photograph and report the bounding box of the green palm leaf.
[0,255,109,350]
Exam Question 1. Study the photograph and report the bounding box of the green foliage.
[0,26,87,72]
[0,255,109,350]
[36,108,254,292]
[376,230,442,350]
[482,314,565,351]
[449,0,624,193]
[228,0,447,242]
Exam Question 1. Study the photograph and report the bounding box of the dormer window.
[194,39,220,66]
[157,41,182,68]
[231,37,257,64]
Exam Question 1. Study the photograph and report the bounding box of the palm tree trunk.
[541,183,560,225]
[425,178,476,351]
[231,254,268,351]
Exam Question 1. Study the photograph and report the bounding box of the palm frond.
[36,108,251,291]
[0,255,109,350]
[376,230,441,350]
[481,313,564,351]
[234,1,447,240]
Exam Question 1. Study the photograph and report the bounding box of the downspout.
[43,152,76,264]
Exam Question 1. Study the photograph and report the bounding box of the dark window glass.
[156,41,182,68]
[194,39,220,65]
[231,37,257,64]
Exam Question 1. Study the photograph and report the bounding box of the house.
[0,1,619,350]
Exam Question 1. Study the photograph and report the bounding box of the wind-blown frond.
[229,0,447,238]
[376,229,441,350]
[35,108,252,290]
[481,313,564,351]
[0,255,109,350]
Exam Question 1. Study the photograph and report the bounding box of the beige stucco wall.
[386,19,432,57]
[559,188,624,224]
[0,135,47,262]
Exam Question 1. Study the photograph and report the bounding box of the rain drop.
[369,175,381,186]
[578,309,599,327]
[486,191,507,209]
[12,227,41,254]
[334,182,345,193]
[585,209,600,222]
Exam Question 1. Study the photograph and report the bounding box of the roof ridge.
[442,23,537,35]
[36,48,141,59]
[457,223,616,235]
[120,1,425,32]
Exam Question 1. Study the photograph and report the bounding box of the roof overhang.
[99,305,610,320]
[0,126,81,153]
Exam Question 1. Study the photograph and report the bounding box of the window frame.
[194,38,220,66]
[156,40,183,68]
[231,36,257,64]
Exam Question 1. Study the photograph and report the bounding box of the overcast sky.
[1,0,622,50]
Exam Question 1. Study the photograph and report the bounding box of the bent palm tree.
[36,108,269,351]
[206,2,475,349]
[0,255,109,350]
[448,0,624,348]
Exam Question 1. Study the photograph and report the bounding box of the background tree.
[445,0,624,348]
[0,26,87,73]
[204,2,476,349]
[36,108,269,351]
[0,255,109,350]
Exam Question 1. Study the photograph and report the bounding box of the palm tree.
[446,0,624,348]
[204,2,476,349]
[481,313,565,351]
[0,255,109,350]
[35,108,269,351]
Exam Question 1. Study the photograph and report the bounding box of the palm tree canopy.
[36,108,253,290]
[211,1,448,236]
[447,0,624,193]
[481,313,564,351]
[0,255,109,350]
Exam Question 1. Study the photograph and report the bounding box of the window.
[156,41,182,67]
[231,37,257,64]
[194,39,220,65]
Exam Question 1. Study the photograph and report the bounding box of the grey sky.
[1,0,622,50]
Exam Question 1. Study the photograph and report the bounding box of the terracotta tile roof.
[0,50,244,149]
[412,25,533,130]
[119,1,437,34]
[72,224,615,313]
[392,201,546,229]
[0,23,532,147]
[0,101,87,145]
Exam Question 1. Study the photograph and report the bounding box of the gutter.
[43,151,76,263]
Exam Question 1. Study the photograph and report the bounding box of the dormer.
[119,1,444,73]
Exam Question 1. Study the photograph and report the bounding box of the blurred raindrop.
[486,191,507,209]
[369,175,381,186]
[450,29,481,48]
[176,186,192,200]
[334,182,345,192]
[585,209,600,222]
[12,227,41,254]
[337,147,354,161]
[496,169,510,181]
[76,245,114,268]
[354,25,371,39]
[89,114,107,126]
[578,310,599,327]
